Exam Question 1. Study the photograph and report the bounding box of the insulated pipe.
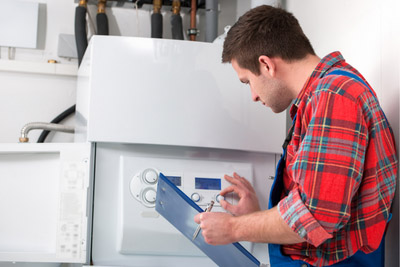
[44,2,84,144]
[171,0,183,40]
[97,0,109,35]
[188,0,197,41]
[151,0,163,38]
[20,122,75,143]
[37,105,76,143]
[53,1,87,144]
[205,0,218,42]
[75,0,88,66]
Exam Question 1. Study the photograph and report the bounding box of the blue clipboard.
[155,173,260,267]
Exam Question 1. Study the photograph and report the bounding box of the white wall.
[0,0,78,143]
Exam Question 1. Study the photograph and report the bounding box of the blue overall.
[267,70,389,267]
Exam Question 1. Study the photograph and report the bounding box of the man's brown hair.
[222,5,315,75]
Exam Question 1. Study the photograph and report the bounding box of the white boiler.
[75,36,286,266]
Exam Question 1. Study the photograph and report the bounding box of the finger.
[220,199,236,214]
[221,184,245,199]
[233,172,242,179]
[224,174,236,184]
[220,185,235,196]
[194,213,201,224]
[202,232,212,245]
[234,173,247,184]
[225,173,243,181]
[226,173,246,186]
[233,172,254,190]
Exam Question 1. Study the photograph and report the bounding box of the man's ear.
[258,55,275,77]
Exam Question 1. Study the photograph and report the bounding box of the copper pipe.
[190,0,197,41]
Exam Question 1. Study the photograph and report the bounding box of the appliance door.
[0,143,92,264]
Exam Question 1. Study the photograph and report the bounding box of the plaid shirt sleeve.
[277,78,374,247]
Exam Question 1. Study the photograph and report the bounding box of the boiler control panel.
[120,155,253,256]
[130,168,237,209]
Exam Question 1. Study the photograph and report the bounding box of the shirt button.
[301,264,308,267]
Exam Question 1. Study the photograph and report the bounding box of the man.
[194,5,397,267]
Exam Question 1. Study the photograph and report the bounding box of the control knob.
[142,168,158,184]
[216,194,224,203]
[191,193,201,202]
[143,188,157,204]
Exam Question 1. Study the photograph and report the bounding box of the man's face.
[231,59,292,113]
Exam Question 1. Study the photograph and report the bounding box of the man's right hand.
[219,172,261,216]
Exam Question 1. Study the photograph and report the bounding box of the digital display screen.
[195,177,221,190]
[166,176,182,186]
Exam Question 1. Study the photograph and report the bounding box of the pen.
[192,200,215,241]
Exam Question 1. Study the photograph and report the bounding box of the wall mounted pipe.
[151,0,163,38]
[171,0,183,40]
[188,0,198,41]
[37,105,76,143]
[75,0,88,66]
[50,1,87,144]
[205,0,218,42]
[20,122,75,143]
[97,0,109,35]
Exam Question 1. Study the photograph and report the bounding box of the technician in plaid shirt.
[194,5,397,267]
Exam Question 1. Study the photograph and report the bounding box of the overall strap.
[326,69,390,125]
[327,70,371,91]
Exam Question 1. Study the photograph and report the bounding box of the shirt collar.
[289,51,345,118]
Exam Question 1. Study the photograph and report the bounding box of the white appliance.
[0,143,93,265]
[76,36,286,266]
[0,36,286,267]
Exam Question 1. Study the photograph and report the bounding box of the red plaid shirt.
[277,52,397,266]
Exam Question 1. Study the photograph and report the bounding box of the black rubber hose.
[96,13,109,35]
[37,105,76,143]
[38,5,87,143]
[75,5,88,66]
[171,14,183,40]
[38,6,87,143]
[151,13,163,38]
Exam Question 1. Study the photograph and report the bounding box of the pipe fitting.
[187,28,199,36]
[97,0,107,14]
[153,0,162,14]
[19,122,75,143]
[172,0,181,15]
[79,0,87,8]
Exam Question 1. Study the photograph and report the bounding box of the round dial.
[142,168,158,184]
[191,193,201,202]
[216,194,224,203]
[142,188,157,205]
